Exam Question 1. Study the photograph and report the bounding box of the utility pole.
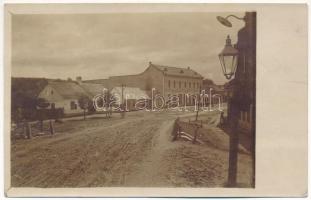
[121,84,126,118]
[195,85,202,121]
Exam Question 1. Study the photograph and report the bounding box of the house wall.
[107,65,164,99]
[163,75,203,105]
[143,65,165,98]
[233,12,256,135]
[38,85,84,115]
[53,99,84,115]
[238,105,253,134]
[104,65,204,106]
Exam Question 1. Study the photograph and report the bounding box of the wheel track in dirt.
[11,112,206,187]
[11,116,164,187]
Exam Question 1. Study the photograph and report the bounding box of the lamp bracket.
[225,15,245,21]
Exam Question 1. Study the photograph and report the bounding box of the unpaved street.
[11,110,252,187]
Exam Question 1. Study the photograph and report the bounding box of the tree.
[36,98,50,132]
[11,77,48,123]
[78,95,91,120]
[92,89,116,118]
[104,89,116,118]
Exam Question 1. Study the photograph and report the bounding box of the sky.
[12,12,244,85]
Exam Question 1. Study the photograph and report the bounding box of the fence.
[11,120,56,140]
[172,117,204,144]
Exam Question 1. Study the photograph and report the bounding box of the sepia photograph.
[10,9,255,188]
[3,3,307,198]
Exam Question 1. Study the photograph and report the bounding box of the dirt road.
[11,110,252,187]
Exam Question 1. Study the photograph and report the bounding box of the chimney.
[187,66,190,70]
[76,76,82,84]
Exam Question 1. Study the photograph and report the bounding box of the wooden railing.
[172,117,204,144]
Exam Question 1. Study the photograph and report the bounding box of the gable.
[38,85,64,102]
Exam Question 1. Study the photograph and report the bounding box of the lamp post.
[217,12,256,188]
[218,35,240,187]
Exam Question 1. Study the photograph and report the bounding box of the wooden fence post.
[25,122,32,139]
[49,120,54,135]
[172,118,179,141]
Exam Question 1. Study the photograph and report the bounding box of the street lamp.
[218,35,239,80]
[217,14,244,80]
[216,14,244,188]
[216,12,256,188]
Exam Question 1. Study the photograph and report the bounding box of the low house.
[38,78,106,115]
[110,87,150,111]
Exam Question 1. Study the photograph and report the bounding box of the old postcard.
[4,3,308,197]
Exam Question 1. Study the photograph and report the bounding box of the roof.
[111,87,150,103]
[79,83,106,97]
[150,63,203,78]
[48,81,108,100]
[48,81,89,100]
[83,78,110,86]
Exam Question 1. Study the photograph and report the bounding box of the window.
[179,81,181,88]
[189,82,191,88]
[51,90,54,95]
[51,103,55,109]
[168,80,171,88]
[193,82,195,88]
[184,82,186,88]
[70,101,77,110]
[174,80,176,88]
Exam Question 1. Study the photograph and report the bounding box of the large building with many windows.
[85,62,204,106]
